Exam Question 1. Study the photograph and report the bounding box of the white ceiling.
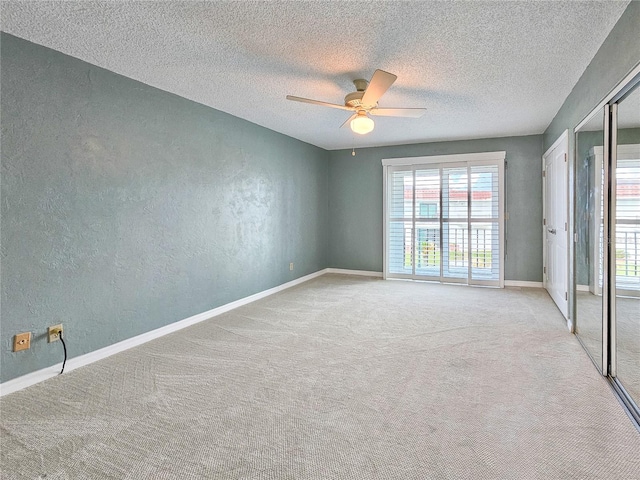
[1,1,631,150]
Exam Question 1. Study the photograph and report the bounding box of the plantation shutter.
[384,153,504,287]
[442,166,469,281]
[470,164,501,282]
[615,158,640,290]
[388,170,414,275]
[415,168,441,279]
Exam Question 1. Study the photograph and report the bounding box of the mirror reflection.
[615,85,640,406]
[575,111,605,370]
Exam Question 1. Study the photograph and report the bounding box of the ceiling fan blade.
[340,113,358,129]
[369,108,427,118]
[361,70,397,106]
[286,95,353,111]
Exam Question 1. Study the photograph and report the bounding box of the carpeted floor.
[1,274,639,479]
[576,291,640,403]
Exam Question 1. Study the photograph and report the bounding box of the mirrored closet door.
[574,71,640,424]
[612,83,640,410]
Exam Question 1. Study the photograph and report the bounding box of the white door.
[543,135,569,319]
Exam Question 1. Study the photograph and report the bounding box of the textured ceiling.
[0,1,631,150]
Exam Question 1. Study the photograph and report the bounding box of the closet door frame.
[574,64,640,428]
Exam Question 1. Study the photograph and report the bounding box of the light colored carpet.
[617,295,640,403]
[576,291,640,404]
[1,274,639,479]
[576,291,604,371]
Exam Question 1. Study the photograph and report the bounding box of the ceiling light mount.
[352,79,369,92]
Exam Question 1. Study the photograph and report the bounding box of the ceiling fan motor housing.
[344,91,364,108]
[345,79,371,109]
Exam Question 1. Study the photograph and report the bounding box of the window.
[419,203,438,218]
[615,156,640,291]
[382,152,505,287]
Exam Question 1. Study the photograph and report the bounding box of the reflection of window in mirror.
[614,86,640,292]
[614,84,640,405]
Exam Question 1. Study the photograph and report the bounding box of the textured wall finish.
[328,136,543,282]
[0,34,329,383]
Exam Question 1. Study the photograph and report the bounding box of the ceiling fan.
[286,69,426,135]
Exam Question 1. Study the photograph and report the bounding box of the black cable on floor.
[59,331,67,375]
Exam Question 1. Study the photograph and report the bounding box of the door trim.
[542,129,570,328]
[609,103,618,377]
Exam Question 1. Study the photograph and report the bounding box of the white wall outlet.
[289,263,294,271]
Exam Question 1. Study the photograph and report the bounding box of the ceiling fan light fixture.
[286,70,425,135]
[350,112,374,135]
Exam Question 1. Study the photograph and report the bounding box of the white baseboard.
[326,271,542,287]
[327,271,541,286]
[0,269,326,397]
[325,268,383,277]
[577,284,590,292]
[504,280,543,288]
[324,268,542,288]
[0,268,548,396]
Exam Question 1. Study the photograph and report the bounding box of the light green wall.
[328,136,543,282]
[0,34,329,383]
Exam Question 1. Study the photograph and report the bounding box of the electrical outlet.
[13,332,31,352]
[48,324,63,343]
[289,262,294,271]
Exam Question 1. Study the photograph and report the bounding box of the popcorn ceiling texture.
[0,0,631,150]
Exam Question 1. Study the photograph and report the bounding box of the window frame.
[382,151,506,287]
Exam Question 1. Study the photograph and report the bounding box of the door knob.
[547,228,556,234]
